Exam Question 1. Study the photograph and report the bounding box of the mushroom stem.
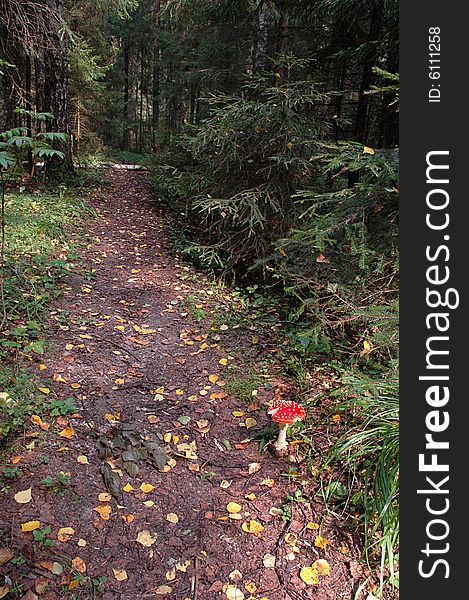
[274,423,289,452]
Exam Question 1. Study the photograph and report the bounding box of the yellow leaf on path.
[53,374,68,383]
[263,553,276,568]
[245,493,256,501]
[166,513,179,524]
[306,522,320,531]
[123,483,134,493]
[220,480,231,489]
[114,378,125,385]
[332,414,341,423]
[245,581,257,594]
[71,556,86,573]
[232,411,244,418]
[21,520,41,532]
[113,568,128,581]
[313,558,331,576]
[140,483,154,493]
[241,520,264,535]
[223,585,245,600]
[77,539,87,547]
[136,530,157,547]
[94,504,111,520]
[226,502,241,514]
[143,500,154,507]
[98,492,112,502]
[208,374,219,384]
[14,487,32,504]
[115,325,125,332]
[65,344,74,351]
[58,427,75,439]
[70,383,81,389]
[57,527,75,542]
[77,455,89,465]
[259,478,275,488]
[314,535,330,549]
[363,146,375,155]
[68,579,79,590]
[38,387,50,395]
[155,586,172,596]
[244,418,257,429]
[175,389,184,396]
[300,566,319,585]
[219,358,228,366]
[122,514,135,524]
[39,364,48,371]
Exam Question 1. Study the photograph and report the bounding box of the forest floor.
[1,168,377,600]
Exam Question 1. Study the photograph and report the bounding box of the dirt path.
[2,169,362,600]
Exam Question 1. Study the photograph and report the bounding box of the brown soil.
[0,168,381,600]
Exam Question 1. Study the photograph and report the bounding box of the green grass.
[318,368,399,594]
[0,186,93,442]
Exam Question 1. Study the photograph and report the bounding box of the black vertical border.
[400,2,466,597]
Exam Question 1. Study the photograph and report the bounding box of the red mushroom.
[268,400,306,455]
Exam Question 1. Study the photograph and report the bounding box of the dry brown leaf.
[113,568,128,581]
[71,556,86,574]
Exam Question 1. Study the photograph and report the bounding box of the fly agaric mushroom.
[268,400,306,455]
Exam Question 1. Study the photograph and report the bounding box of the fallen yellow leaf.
[123,483,134,493]
[136,530,157,547]
[241,520,264,535]
[98,492,112,502]
[14,487,32,504]
[94,504,111,520]
[113,568,128,581]
[21,520,41,533]
[314,535,330,549]
[166,513,179,524]
[57,527,75,542]
[226,502,241,514]
[313,558,331,576]
[300,565,319,585]
[58,427,75,439]
[140,483,154,493]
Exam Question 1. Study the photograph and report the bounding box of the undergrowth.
[0,187,93,441]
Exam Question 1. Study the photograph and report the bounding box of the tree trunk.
[122,40,130,149]
[44,0,74,172]
[354,5,383,144]
[138,45,144,153]
[152,0,161,148]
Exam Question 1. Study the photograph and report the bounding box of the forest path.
[4,168,357,600]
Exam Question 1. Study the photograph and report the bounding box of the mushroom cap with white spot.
[269,400,306,424]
